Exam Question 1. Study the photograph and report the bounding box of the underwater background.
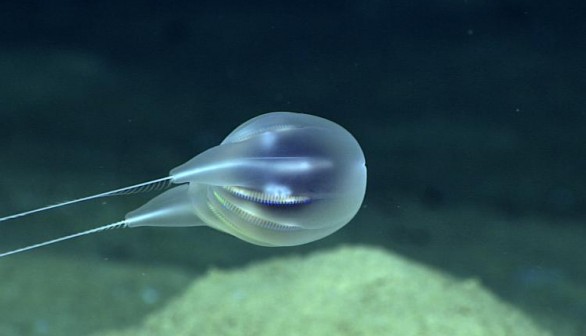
[0,1,584,335]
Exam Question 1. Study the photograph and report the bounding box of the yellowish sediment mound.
[97,246,550,336]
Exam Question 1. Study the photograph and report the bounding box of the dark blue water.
[0,1,584,335]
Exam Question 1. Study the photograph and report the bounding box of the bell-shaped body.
[126,112,367,246]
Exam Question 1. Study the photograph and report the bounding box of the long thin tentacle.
[0,176,173,223]
[0,220,127,258]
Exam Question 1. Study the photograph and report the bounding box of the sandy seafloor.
[0,168,584,335]
[0,41,585,335]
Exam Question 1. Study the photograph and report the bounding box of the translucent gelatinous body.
[127,112,367,246]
